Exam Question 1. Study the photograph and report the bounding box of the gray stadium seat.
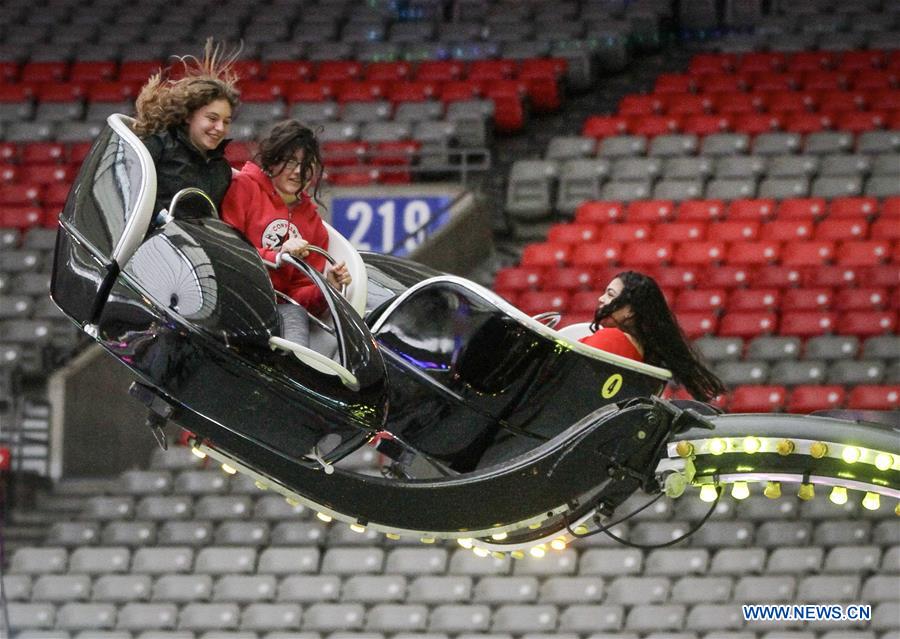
[600,180,652,201]
[653,179,703,200]
[824,546,881,574]
[92,574,152,603]
[797,576,861,602]
[427,604,492,633]
[644,549,710,575]
[302,603,366,631]
[746,336,800,361]
[649,134,698,157]
[827,360,885,385]
[131,547,194,574]
[448,549,510,575]
[705,178,756,200]
[212,575,276,603]
[55,602,116,630]
[862,335,900,360]
[492,604,558,633]
[597,135,647,158]
[506,160,558,218]
[116,603,178,631]
[767,547,824,574]
[665,157,714,180]
[670,576,732,603]
[5,122,56,142]
[872,153,900,176]
[157,521,213,545]
[866,173,900,196]
[136,496,193,520]
[806,132,854,155]
[607,576,670,604]
[812,176,863,198]
[343,575,407,602]
[713,156,766,180]
[624,604,686,632]
[384,548,448,575]
[546,136,596,161]
[81,496,134,520]
[405,575,471,604]
[873,602,900,631]
[269,521,326,546]
[178,603,241,631]
[580,549,643,576]
[757,521,813,547]
[174,470,228,494]
[769,359,828,384]
[819,154,873,177]
[701,134,750,157]
[194,547,257,574]
[277,575,340,602]
[686,604,744,630]
[253,495,308,520]
[366,603,429,632]
[696,523,755,550]
[754,132,801,156]
[257,547,319,574]
[862,576,900,602]
[45,522,100,547]
[394,101,443,123]
[513,550,579,576]
[693,337,743,362]
[475,575,538,603]
[758,176,809,198]
[558,604,625,632]
[805,335,859,360]
[6,602,56,629]
[715,361,769,385]
[767,154,818,178]
[857,130,900,154]
[538,576,604,603]
[214,521,270,545]
[32,575,91,602]
[734,575,796,602]
[733,495,797,520]
[876,525,900,547]
[814,521,871,546]
[69,547,130,574]
[446,99,493,147]
[151,575,213,603]
[612,157,663,181]
[290,101,339,123]
[194,496,252,520]
[556,159,611,214]
[102,522,156,547]
[3,574,32,600]
[240,603,302,631]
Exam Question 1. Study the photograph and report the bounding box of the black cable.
[566,491,667,538]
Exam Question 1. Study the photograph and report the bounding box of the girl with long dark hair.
[580,271,726,402]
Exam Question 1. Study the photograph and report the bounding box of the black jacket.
[142,127,233,218]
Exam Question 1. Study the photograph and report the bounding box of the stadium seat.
[848,385,899,410]
[729,385,787,412]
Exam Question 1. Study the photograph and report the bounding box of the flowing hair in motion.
[254,119,325,207]
[591,271,726,402]
[133,39,241,137]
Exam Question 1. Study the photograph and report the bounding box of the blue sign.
[331,195,452,256]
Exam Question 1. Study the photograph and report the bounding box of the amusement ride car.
[51,115,899,558]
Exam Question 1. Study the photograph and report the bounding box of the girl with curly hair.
[581,271,726,402]
[133,40,241,218]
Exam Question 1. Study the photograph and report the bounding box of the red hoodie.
[221,162,329,313]
[579,327,644,362]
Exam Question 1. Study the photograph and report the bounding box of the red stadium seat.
[817,91,866,113]
[620,241,672,266]
[626,200,675,223]
[521,242,570,267]
[0,164,17,183]
[802,71,847,92]
[782,112,831,134]
[829,197,879,219]
[754,266,803,288]
[570,291,600,313]
[847,386,900,411]
[654,73,695,94]
[21,61,68,83]
[373,140,420,184]
[835,241,890,266]
[494,266,543,294]
[677,200,726,221]
[727,288,780,311]
[485,82,527,132]
[618,94,664,116]
[726,241,780,266]
[870,218,900,241]
[628,115,680,137]
[789,51,835,73]
[869,89,900,111]
[835,111,887,133]
[758,220,814,241]
[764,90,815,114]
[837,311,897,337]
[70,61,116,83]
[439,80,481,103]
[21,142,66,164]
[575,201,625,224]
[547,223,600,244]
[653,222,706,242]
[751,72,799,92]
[390,81,438,103]
[815,219,868,241]
[884,197,900,219]
[468,59,516,81]
[740,52,786,74]
[787,385,846,413]
[780,241,835,266]
[518,58,567,80]
[582,115,628,139]
[838,50,884,71]
[43,183,70,208]
[68,143,92,165]
[851,70,896,91]
[601,222,652,243]
[338,81,385,102]
[542,267,595,292]
[834,288,889,311]
[231,60,263,81]
[689,53,736,75]
[729,386,787,413]
[708,221,759,241]
[675,289,727,313]
[18,164,73,185]
[416,61,464,82]
[118,61,163,83]
[287,82,335,103]
[87,81,139,102]
[322,141,367,167]
[680,114,732,135]
[268,61,314,82]
[804,266,860,288]
[0,206,43,229]
[0,61,18,83]
[782,288,833,310]
[728,199,776,221]
[733,113,781,134]
[672,241,726,266]
[0,143,17,162]
[326,169,379,186]
[677,312,718,338]
[521,74,563,112]
[780,311,836,336]
[570,242,623,267]
[365,61,412,82]
[239,81,284,101]
[0,184,42,206]
[317,61,362,82]
[701,265,752,288]
[718,311,776,337]
[516,290,570,315]
[713,91,762,114]
[776,198,827,220]
[664,93,711,116]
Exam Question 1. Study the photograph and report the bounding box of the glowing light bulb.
[875,453,894,471]
[841,446,861,464]
[457,538,474,549]
[743,437,761,454]
[491,531,508,541]
[829,486,848,505]
[386,533,401,540]
[420,537,436,544]
[316,512,332,523]
[862,492,880,511]
[731,481,750,500]
[675,441,694,458]
[491,551,506,559]
[573,525,589,535]
[776,439,794,456]
[350,523,366,533]
[700,484,718,502]
[254,480,268,490]
[798,483,815,501]
[510,550,526,560]
[895,502,900,517]
[810,442,828,459]
[764,481,781,499]
[191,447,207,459]
[550,538,567,551]
[529,545,546,558]
[709,439,727,455]
[473,547,489,557]
[221,463,237,475]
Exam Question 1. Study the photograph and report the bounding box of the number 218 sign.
[331,196,451,256]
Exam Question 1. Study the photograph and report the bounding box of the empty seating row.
[689,49,900,75]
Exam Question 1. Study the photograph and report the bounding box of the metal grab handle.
[532,311,562,329]
[166,187,218,221]
[279,245,348,298]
